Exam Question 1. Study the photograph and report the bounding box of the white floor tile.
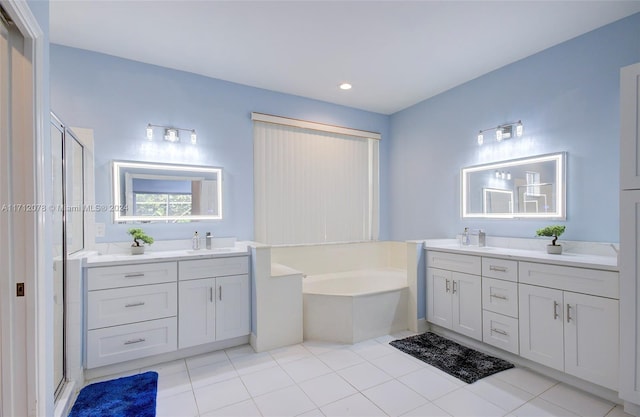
[369,351,425,377]
[155,390,199,417]
[433,386,506,417]
[303,340,349,355]
[338,361,393,391]
[253,385,316,417]
[297,408,326,417]
[511,398,580,417]
[320,393,387,417]
[156,369,193,398]
[493,367,558,396]
[240,365,295,397]
[224,344,256,358]
[539,383,615,417]
[269,343,314,364]
[188,359,239,388]
[362,379,429,416]
[605,405,634,417]
[401,402,453,417]
[466,376,535,412]
[142,359,186,377]
[299,373,358,407]
[281,356,334,383]
[229,351,278,375]
[200,399,262,417]
[186,350,229,370]
[397,367,463,401]
[349,339,396,360]
[193,376,251,414]
[316,349,365,371]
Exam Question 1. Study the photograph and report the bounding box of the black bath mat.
[390,332,514,384]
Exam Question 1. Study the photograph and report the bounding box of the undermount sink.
[186,247,234,254]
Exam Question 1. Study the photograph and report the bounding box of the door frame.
[0,1,46,416]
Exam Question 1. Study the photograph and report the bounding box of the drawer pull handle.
[210,287,213,302]
[124,273,145,278]
[491,328,508,336]
[566,304,572,323]
[452,280,457,294]
[124,338,146,345]
[219,286,222,301]
[489,265,507,272]
[553,301,559,320]
[125,301,145,308]
[445,279,450,293]
[490,294,508,301]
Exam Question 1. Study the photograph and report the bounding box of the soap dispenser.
[462,227,470,246]
[192,231,200,250]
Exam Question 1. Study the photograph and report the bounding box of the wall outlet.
[95,222,105,237]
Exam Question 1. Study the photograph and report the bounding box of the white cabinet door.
[519,284,564,371]
[179,278,216,349]
[215,274,250,340]
[564,291,619,390]
[621,62,640,190]
[426,267,452,329]
[452,272,482,341]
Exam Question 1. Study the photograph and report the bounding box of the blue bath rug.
[68,371,158,417]
[390,332,514,384]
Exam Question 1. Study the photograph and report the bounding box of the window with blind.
[253,113,380,245]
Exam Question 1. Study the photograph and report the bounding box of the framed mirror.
[462,152,566,219]
[113,160,222,222]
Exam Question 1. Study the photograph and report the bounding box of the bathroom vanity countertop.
[84,246,250,267]
[424,239,618,271]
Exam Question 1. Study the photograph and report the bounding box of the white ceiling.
[49,1,640,115]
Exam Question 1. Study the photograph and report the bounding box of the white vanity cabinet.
[519,262,619,391]
[426,251,482,341]
[85,261,178,368]
[178,256,250,349]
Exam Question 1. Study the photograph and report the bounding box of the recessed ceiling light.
[338,82,352,90]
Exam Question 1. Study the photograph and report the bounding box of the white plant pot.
[546,244,562,255]
[131,245,145,255]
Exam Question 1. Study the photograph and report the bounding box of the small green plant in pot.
[127,228,154,255]
[536,225,566,255]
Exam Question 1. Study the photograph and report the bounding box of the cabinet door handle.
[445,279,450,293]
[125,301,145,308]
[489,265,507,272]
[491,328,508,336]
[124,273,145,278]
[566,304,572,323]
[219,285,222,301]
[490,293,508,300]
[553,301,559,320]
[452,280,457,294]
[210,287,213,302]
[124,338,145,345]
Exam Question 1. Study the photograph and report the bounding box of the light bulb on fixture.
[496,126,503,142]
[339,82,352,90]
[477,131,484,145]
[146,124,153,141]
[190,130,197,145]
[164,128,179,143]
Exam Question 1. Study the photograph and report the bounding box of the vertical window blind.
[253,113,380,245]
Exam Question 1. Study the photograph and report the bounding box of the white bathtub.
[303,268,409,344]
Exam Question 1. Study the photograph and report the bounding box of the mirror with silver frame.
[462,152,566,219]
[113,160,222,223]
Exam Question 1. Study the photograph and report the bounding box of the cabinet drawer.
[482,311,519,355]
[86,317,177,368]
[519,262,618,299]
[426,251,481,275]
[88,282,177,329]
[482,258,518,282]
[87,262,177,291]
[179,256,249,280]
[482,278,518,318]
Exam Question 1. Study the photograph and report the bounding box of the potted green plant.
[536,225,566,255]
[127,228,154,255]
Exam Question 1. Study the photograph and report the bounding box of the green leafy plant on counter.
[128,228,154,247]
[536,225,566,246]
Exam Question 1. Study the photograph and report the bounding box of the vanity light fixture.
[145,123,197,145]
[477,120,524,146]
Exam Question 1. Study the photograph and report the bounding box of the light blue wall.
[389,12,640,244]
[50,45,390,243]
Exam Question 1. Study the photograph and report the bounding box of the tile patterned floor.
[87,332,631,417]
